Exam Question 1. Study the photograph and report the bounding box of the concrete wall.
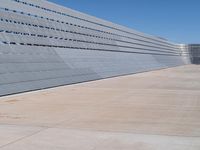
[187,45,200,64]
[0,0,190,96]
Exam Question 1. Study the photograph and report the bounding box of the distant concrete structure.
[0,0,195,96]
[187,44,200,64]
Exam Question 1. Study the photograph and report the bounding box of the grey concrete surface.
[0,65,200,150]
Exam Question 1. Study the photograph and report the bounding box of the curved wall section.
[0,0,190,96]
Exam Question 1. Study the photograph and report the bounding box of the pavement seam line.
[0,127,48,149]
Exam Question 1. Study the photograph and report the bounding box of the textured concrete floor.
[0,65,200,150]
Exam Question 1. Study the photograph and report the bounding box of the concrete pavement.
[0,65,200,150]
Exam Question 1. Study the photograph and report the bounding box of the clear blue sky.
[47,0,199,44]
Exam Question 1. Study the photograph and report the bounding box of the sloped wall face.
[0,0,189,96]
